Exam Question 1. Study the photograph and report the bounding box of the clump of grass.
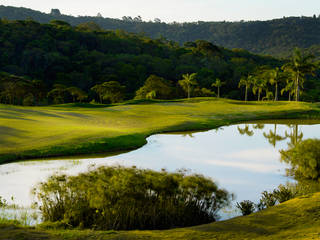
[33,166,231,230]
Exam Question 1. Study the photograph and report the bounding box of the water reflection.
[237,123,304,148]
[0,122,319,219]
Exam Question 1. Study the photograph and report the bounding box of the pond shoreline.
[1,100,320,164]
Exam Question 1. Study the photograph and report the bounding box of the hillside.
[1,5,320,58]
[0,18,281,105]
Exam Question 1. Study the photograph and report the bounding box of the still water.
[0,122,319,219]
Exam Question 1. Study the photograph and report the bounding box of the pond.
[0,121,319,221]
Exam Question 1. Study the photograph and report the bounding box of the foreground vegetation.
[34,166,231,230]
[1,98,320,164]
[0,192,319,240]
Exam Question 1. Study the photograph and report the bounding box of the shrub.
[258,191,277,210]
[236,200,255,216]
[273,184,295,203]
[34,166,231,230]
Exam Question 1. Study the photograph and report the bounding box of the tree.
[282,48,317,101]
[281,78,295,101]
[252,76,267,101]
[67,87,88,103]
[238,75,254,102]
[47,84,67,104]
[268,67,285,101]
[178,73,197,99]
[135,75,173,100]
[211,78,225,98]
[91,81,125,103]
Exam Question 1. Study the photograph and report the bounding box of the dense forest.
[1,5,320,58]
[1,18,295,105]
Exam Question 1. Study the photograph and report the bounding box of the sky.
[1,0,320,23]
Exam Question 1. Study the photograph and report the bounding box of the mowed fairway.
[1,98,320,163]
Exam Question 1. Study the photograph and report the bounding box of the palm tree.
[281,79,295,101]
[282,48,317,101]
[268,67,285,101]
[178,73,197,99]
[238,75,254,102]
[252,77,266,101]
[211,78,225,98]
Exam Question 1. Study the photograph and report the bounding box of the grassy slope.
[1,192,319,240]
[1,98,320,163]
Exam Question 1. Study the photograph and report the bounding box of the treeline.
[1,6,320,58]
[33,167,231,230]
[0,19,286,105]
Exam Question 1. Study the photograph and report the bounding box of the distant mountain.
[1,5,320,58]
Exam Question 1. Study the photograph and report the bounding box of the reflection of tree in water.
[285,124,303,147]
[253,124,265,130]
[237,125,254,136]
[181,132,194,138]
[263,124,286,147]
[237,123,304,148]
[280,138,320,195]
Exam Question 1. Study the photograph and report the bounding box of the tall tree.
[178,73,198,99]
[211,78,225,98]
[268,67,285,101]
[238,75,254,102]
[252,76,267,101]
[282,48,317,101]
[281,79,295,101]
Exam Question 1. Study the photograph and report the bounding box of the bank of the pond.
[1,98,320,164]
[0,192,319,240]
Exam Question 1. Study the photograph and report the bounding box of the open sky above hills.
[2,0,320,22]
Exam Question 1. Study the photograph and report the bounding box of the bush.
[273,184,295,203]
[34,166,231,230]
[258,191,277,210]
[236,200,255,216]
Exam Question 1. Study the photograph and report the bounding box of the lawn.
[1,98,320,163]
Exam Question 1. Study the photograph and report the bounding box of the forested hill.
[0,18,282,105]
[1,5,320,58]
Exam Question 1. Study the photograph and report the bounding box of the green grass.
[1,98,320,164]
[1,192,319,240]
[1,98,320,239]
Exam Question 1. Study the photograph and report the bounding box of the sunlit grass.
[1,98,320,163]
